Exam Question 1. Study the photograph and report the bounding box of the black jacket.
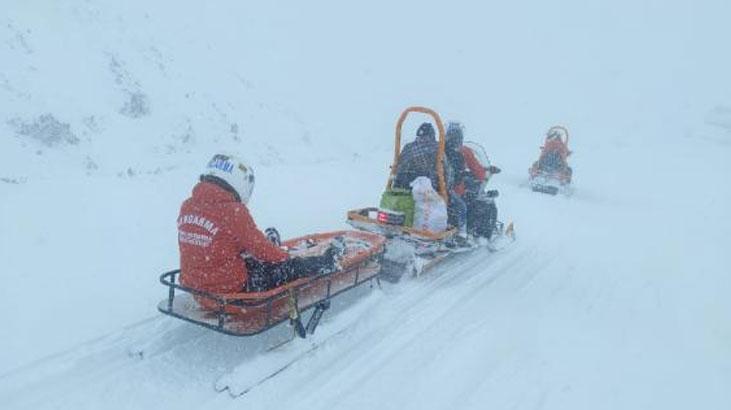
[393,134,441,190]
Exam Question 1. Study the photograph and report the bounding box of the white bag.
[410,177,448,232]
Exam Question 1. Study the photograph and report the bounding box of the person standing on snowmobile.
[178,154,343,295]
[393,122,441,191]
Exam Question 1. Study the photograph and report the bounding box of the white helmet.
[202,154,255,204]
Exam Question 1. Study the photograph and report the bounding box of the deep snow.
[1,1,730,409]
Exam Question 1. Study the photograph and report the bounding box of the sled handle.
[547,125,570,146]
[389,106,448,200]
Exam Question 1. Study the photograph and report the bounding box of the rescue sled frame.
[158,235,385,337]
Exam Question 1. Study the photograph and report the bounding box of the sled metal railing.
[347,207,457,241]
[158,251,383,337]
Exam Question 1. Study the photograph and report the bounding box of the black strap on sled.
[287,290,307,338]
[287,289,331,339]
[306,300,330,335]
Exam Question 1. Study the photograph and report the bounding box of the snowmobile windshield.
[464,141,491,168]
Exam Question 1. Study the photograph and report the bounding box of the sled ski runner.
[215,325,350,397]
[214,289,382,397]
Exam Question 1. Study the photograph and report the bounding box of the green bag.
[379,188,415,227]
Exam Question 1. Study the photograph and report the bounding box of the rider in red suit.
[178,154,341,295]
[532,128,573,183]
[454,144,488,196]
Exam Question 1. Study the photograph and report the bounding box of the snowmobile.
[346,106,513,282]
[528,125,573,195]
[158,230,385,338]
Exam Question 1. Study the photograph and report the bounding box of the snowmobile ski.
[214,290,382,397]
[531,184,560,195]
[215,326,351,397]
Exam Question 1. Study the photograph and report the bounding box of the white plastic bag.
[410,177,448,232]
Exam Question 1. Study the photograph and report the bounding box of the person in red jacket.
[178,154,341,295]
[443,122,502,241]
[535,129,572,181]
[445,122,500,198]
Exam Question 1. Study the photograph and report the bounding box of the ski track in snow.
[2,161,730,410]
[0,181,616,410]
[0,228,538,410]
[2,148,730,410]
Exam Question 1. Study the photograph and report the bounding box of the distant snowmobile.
[346,106,514,282]
[528,126,573,195]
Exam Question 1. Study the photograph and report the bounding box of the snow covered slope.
[1,0,730,409]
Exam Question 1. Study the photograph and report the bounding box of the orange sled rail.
[158,231,386,336]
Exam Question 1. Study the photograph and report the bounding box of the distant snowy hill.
[1,1,368,182]
[3,0,731,182]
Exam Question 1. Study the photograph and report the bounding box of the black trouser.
[539,152,564,172]
[466,198,498,239]
[245,254,334,292]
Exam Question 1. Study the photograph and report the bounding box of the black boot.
[316,237,346,275]
[264,227,281,246]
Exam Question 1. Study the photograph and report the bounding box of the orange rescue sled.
[158,231,385,337]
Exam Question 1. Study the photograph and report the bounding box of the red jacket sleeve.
[461,147,487,181]
[231,204,289,263]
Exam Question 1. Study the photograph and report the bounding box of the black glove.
[487,165,501,174]
[485,190,499,199]
[264,227,281,246]
[286,256,328,278]
[463,175,481,199]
